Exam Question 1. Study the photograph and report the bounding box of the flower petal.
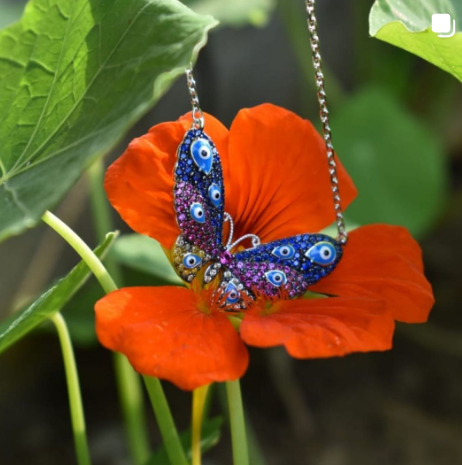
[310,225,434,323]
[223,104,357,243]
[104,113,229,249]
[95,287,248,390]
[240,297,394,358]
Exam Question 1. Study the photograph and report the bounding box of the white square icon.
[432,13,452,33]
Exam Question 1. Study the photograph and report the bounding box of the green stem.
[43,210,185,464]
[50,312,92,465]
[88,159,151,465]
[42,211,117,294]
[88,160,123,284]
[226,380,249,465]
[144,376,189,465]
[192,384,210,465]
[113,355,151,465]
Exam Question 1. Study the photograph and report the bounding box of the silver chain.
[185,65,205,130]
[306,0,347,244]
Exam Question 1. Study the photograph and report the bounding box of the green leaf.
[0,231,117,354]
[147,416,223,465]
[113,234,183,285]
[369,0,462,83]
[331,87,448,237]
[0,0,216,243]
[183,0,276,27]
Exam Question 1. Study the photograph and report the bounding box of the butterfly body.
[172,127,343,308]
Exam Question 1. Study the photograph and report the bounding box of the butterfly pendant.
[172,127,343,310]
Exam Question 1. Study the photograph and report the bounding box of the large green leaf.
[0,231,116,354]
[0,0,216,243]
[369,0,462,82]
[331,87,447,237]
[183,0,275,27]
[113,234,183,284]
[147,417,223,465]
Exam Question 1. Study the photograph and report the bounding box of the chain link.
[185,65,205,130]
[305,0,347,244]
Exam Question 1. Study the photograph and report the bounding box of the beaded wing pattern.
[172,128,343,309]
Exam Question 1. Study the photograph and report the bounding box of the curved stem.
[43,209,188,464]
[144,376,189,465]
[88,160,151,465]
[192,384,210,465]
[50,312,92,465]
[42,211,117,294]
[226,380,249,465]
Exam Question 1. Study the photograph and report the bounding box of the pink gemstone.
[219,251,232,265]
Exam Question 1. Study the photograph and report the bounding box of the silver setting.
[185,65,204,130]
[306,0,347,244]
[227,233,261,251]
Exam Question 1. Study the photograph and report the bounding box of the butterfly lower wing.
[172,128,225,281]
[212,233,343,308]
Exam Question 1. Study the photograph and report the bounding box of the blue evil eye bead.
[208,183,222,207]
[183,253,202,269]
[305,241,337,266]
[191,138,213,174]
[190,202,205,223]
[225,282,240,304]
[265,270,288,287]
[272,244,295,260]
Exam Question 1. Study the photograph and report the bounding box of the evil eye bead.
[265,270,287,287]
[191,138,213,174]
[208,183,222,207]
[272,244,295,260]
[305,241,337,266]
[190,202,205,223]
[183,253,202,269]
[225,282,240,304]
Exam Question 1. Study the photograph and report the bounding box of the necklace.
[172,0,346,310]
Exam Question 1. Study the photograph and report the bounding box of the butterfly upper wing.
[172,128,226,281]
[209,233,343,308]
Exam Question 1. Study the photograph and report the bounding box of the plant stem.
[50,312,92,465]
[88,160,123,284]
[226,380,249,465]
[144,376,189,465]
[192,384,210,465]
[42,211,117,294]
[113,354,151,465]
[88,159,151,465]
[43,210,185,464]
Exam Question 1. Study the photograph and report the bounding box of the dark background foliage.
[1,0,462,464]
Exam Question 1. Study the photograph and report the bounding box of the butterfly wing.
[172,128,225,281]
[208,233,343,308]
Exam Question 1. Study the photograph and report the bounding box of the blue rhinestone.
[185,138,191,145]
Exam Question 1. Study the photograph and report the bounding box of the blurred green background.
[1,0,461,464]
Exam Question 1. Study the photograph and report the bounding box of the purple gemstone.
[237,261,244,269]
[179,214,186,221]
[219,251,232,265]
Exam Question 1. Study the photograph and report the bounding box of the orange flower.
[95,104,434,390]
